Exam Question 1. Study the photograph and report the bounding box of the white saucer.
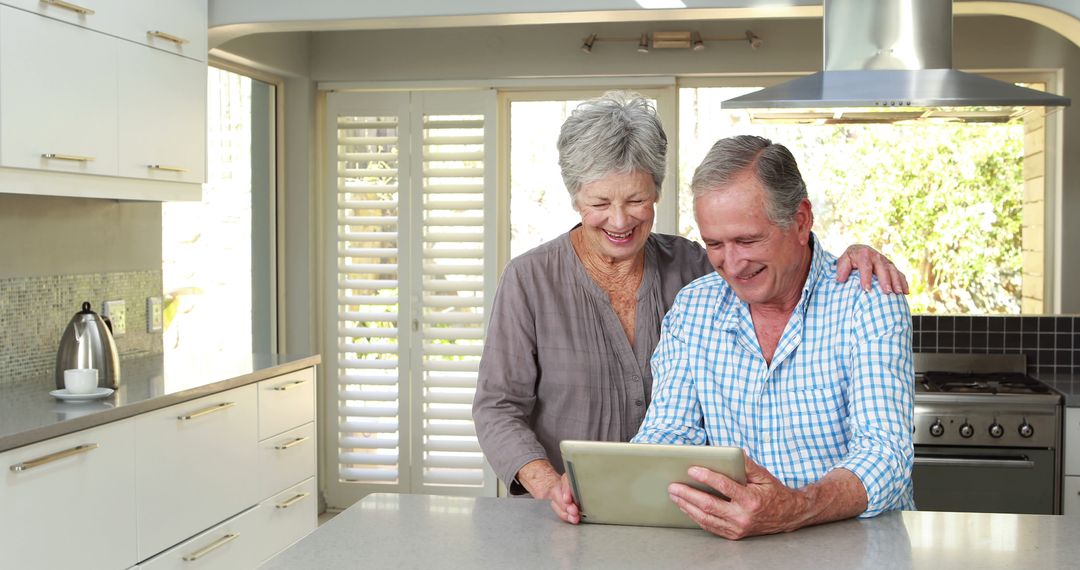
[50,388,114,402]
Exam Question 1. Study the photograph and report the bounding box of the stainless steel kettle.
[55,301,121,389]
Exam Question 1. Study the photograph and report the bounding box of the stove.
[912,353,1063,514]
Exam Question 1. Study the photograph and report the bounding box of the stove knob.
[989,423,1004,438]
[959,423,974,438]
[929,420,945,437]
[1019,422,1034,438]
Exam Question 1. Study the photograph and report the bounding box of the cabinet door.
[259,422,316,499]
[0,419,136,570]
[0,0,123,35]
[1066,408,1079,476]
[0,6,117,175]
[118,42,206,183]
[138,504,262,570]
[1065,476,1080,516]
[259,367,316,440]
[135,385,258,560]
[127,0,207,60]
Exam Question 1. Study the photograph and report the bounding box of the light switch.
[147,297,163,332]
[103,300,126,337]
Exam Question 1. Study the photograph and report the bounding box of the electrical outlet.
[147,297,163,332]
[103,300,126,337]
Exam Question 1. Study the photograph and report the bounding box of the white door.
[323,90,498,508]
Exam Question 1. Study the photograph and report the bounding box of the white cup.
[64,368,98,394]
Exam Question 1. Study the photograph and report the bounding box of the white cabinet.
[0,419,137,570]
[253,478,319,564]
[0,0,206,200]
[0,6,118,176]
[139,505,263,570]
[135,384,259,560]
[1065,408,1079,515]
[1065,476,1080,516]
[118,41,206,183]
[259,422,317,500]
[259,367,316,440]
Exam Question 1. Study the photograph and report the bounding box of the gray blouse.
[472,228,713,493]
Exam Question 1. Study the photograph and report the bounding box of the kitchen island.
[263,493,1080,569]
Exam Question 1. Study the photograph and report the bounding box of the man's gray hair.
[691,135,808,228]
[557,91,667,205]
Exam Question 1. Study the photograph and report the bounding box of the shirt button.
[635,399,644,407]
[762,433,772,443]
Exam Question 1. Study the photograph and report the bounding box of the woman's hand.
[517,460,581,524]
[836,244,909,294]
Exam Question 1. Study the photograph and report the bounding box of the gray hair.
[690,135,808,228]
[557,91,667,205]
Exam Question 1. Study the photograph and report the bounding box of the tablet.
[559,440,746,529]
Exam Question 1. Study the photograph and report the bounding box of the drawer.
[135,384,258,560]
[1066,408,1079,476]
[1,0,126,37]
[1065,476,1080,516]
[253,477,318,565]
[259,422,316,498]
[258,366,316,439]
[0,419,137,569]
[138,503,262,570]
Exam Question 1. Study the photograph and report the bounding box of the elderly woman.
[472,92,907,520]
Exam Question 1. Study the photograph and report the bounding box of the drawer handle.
[178,402,236,421]
[276,492,311,509]
[148,164,188,173]
[41,0,95,15]
[9,443,98,472]
[147,30,189,45]
[181,532,239,562]
[42,153,94,162]
[275,436,310,450]
[273,380,308,391]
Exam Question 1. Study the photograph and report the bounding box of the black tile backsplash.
[912,315,1078,375]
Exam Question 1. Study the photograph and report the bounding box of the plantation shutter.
[325,91,497,507]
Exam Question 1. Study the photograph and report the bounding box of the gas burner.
[921,371,1051,395]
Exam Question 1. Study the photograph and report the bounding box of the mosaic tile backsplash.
[0,271,163,386]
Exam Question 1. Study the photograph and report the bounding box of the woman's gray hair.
[557,91,667,205]
[690,135,807,228]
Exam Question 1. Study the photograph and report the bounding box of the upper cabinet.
[0,0,207,201]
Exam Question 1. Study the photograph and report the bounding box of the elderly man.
[631,135,914,539]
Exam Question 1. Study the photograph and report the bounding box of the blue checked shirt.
[632,234,914,517]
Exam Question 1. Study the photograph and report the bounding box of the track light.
[637,34,650,53]
[581,34,597,54]
[745,30,763,49]
[692,32,704,51]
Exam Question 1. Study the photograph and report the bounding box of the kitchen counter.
[1037,371,1080,408]
[263,493,1080,569]
[0,353,320,453]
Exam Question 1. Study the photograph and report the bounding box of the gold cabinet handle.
[9,443,98,472]
[148,164,188,172]
[276,492,310,509]
[178,402,236,421]
[273,380,308,391]
[274,436,310,450]
[147,30,190,45]
[41,0,95,15]
[181,533,239,562]
[42,153,94,162]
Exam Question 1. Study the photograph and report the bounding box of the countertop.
[1037,371,1080,408]
[0,353,320,453]
[263,493,1080,569]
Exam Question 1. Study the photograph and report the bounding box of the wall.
[305,15,1080,312]
[0,194,163,385]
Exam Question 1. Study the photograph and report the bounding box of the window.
[162,66,277,390]
[324,91,497,507]
[678,84,1044,315]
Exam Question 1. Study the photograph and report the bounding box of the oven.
[912,354,1063,515]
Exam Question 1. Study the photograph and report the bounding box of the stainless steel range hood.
[723,0,1070,117]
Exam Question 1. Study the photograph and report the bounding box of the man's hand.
[517,460,580,524]
[836,244,909,294]
[667,454,867,540]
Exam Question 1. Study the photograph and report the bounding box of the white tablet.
[559,440,746,529]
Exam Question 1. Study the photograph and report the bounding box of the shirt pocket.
[784,387,847,463]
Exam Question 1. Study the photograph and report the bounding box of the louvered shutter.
[325,91,496,506]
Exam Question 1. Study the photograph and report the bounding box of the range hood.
[723,0,1070,120]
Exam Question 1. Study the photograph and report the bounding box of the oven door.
[912,446,1057,514]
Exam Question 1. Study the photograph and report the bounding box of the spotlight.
[581,34,597,54]
[691,32,704,51]
[637,33,650,53]
[745,30,763,49]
